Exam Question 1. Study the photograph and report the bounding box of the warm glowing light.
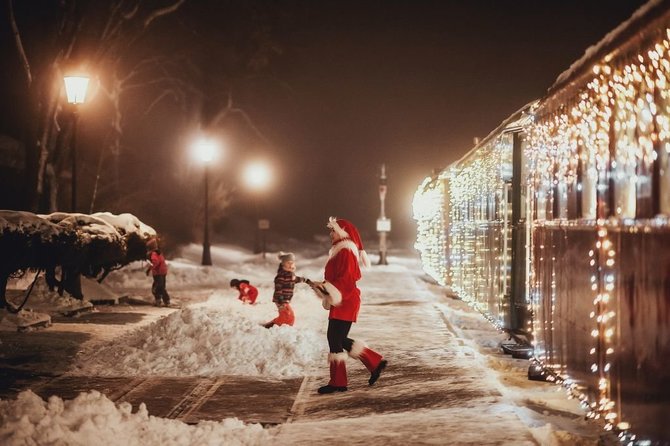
[193,138,220,164]
[63,75,90,104]
[243,161,273,191]
[412,175,448,285]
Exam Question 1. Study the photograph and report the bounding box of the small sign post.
[258,219,270,258]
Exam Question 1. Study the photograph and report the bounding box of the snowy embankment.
[68,242,330,378]
[69,299,327,378]
[0,390,270,446]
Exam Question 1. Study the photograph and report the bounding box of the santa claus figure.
[311,217,387,394]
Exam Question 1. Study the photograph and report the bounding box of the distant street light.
[63,74,90,212]
[243,161,272,258]
[193,138,220,266]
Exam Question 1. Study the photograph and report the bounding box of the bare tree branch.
[121,2,140,20]
[6,0,32,86]
[209,90,233,126]
[119,55,165,84]
[100,1,122,41]
[229,106,272,147]
[210,91,272,147]
[143,0,186,29]
[143,89,178,115]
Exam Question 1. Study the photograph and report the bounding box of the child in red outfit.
[230,279,258,304]
[263,252,307,328]
[145,238,170,307]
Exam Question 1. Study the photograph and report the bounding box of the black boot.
[369,359,387,386]
[317,385,347,394]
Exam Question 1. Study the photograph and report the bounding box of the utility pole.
[202,164,212,266]
[376,164,391,265]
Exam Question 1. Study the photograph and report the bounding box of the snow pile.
[7,276,93,315]
[0,390,270,446]
[0,309,51,331]
[71,299,327,378]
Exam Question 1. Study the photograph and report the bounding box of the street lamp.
[243,161,272,258]
[63,74,90,212]
[193,138,219,266]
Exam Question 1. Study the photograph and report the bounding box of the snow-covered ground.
[68,243,332,378]
[0,243,601,445]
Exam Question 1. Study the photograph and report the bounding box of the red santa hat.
[328,217,371,268]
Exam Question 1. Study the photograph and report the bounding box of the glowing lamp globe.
[244,162,272,190]
[193,139,219,164]
[63,76,90,104]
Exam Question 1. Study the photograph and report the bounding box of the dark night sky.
[245,0,647,244]
[0,0,649,247]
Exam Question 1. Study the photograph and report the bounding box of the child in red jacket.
[146,239,170,307]
[230,279,258,304]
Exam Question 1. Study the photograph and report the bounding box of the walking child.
[263,252,307,328]
[146,238,170,307]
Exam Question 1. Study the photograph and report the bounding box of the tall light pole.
[63,75,90,212]
[377,164,391,265]
[193,138,219,266]
[243,161,272,259]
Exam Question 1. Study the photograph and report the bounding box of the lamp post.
[243,161,272,259]
[63,75,90,212]
[377,164,391,265]
[193,138,219,266]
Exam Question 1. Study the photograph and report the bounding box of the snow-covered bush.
[0,211,156,308]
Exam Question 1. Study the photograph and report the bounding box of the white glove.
[310,281,332,310]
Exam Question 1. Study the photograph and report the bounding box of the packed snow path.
[276,265,540,445]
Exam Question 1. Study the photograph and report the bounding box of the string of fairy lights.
[412,174,448,284]
[413,16,670,445]
[527,25,670,440]
[413,134,518,328]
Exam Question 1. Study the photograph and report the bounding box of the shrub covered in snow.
[0,211,156,308]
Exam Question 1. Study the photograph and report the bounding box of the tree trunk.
[45,266,60,291]
[61,267,83,300]
[0,273,8,309]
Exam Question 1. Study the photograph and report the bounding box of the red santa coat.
[322,239,362,322]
